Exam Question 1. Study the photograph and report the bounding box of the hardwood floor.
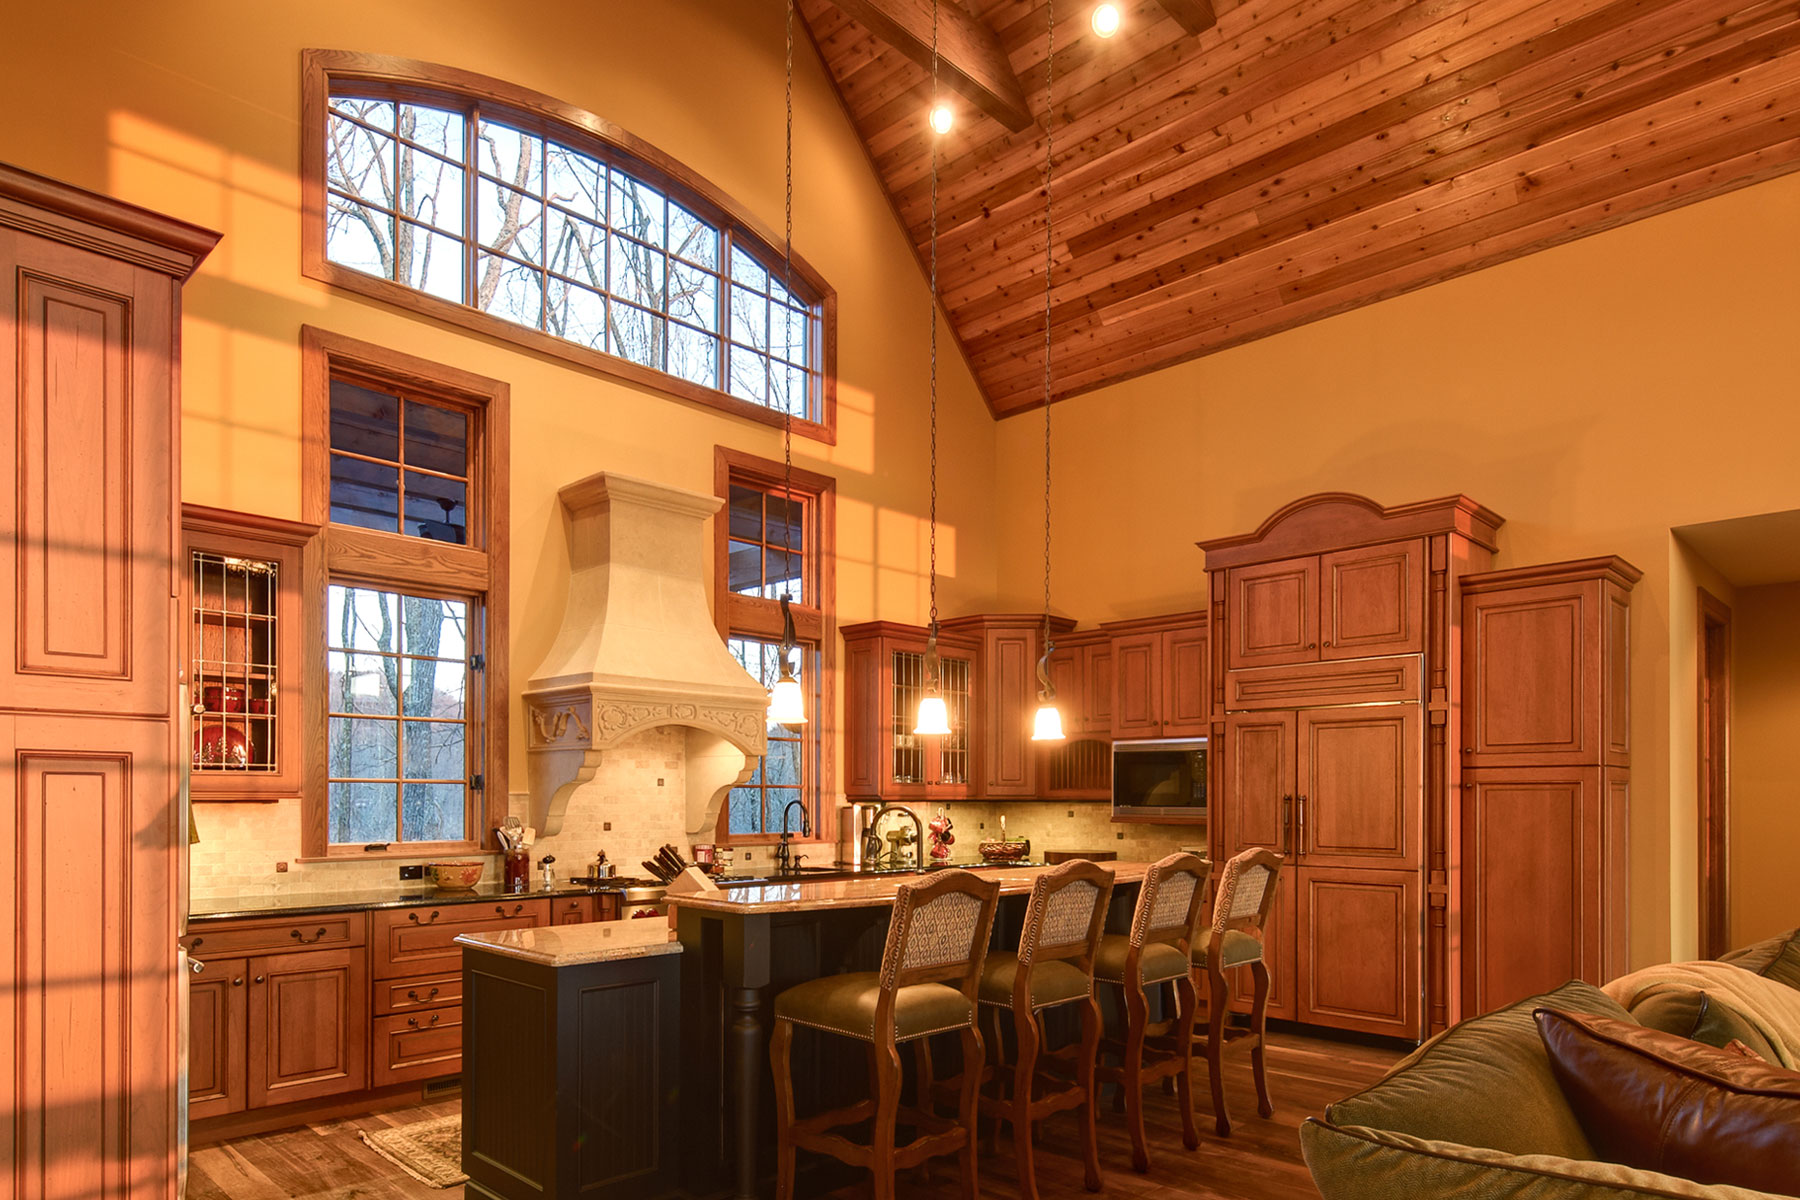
[185,1029,1401,1199]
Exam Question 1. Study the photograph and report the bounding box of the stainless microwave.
[1112,738,1207,820]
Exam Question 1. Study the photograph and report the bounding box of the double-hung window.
[301,327,510,857]
[302,50,836,442]
[713,448,835,842]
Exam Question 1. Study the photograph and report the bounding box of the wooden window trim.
[301,325,510,858]
[300,48,838,446]
[713,446,836,844]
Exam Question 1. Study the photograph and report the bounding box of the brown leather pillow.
[1534,1007,1800,1194]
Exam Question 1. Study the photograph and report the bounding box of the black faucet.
[774,798,811,875]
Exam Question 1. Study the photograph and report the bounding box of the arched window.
[302,51,835,441]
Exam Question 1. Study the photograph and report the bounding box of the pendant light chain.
[928,0,941,632]
[781,0,796,592]
[1041,0,1055,642]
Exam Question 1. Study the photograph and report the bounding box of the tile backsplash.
[930,800,1202,862]
[189,726,691,899]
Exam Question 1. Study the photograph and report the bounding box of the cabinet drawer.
[1226,655,1420,712]
[374,972,464,1015]
[184,911,366,957]
[552,895,595,925]
[371,900,550,978]
[372,1006,464,1087]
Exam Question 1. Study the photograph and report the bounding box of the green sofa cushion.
[1300,1121,1789,1200]
[1324,979,1633,1160]
[1627,988,1782,1062]
[1721,929,1800,992]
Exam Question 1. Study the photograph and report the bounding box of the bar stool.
[769,869,1000,1200]
[1092,852,1211,1173]
[1189,847,1284,1136]
[971,859,1115,1200]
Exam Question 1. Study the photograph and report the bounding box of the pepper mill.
[538,854,556,891]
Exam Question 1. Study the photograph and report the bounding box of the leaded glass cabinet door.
[183,507,317,800]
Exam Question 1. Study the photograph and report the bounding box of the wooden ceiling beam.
[824,0,1035,132]
[1155,0,1219,36]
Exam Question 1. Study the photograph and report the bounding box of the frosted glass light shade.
[1091,3,1122,36]
[929,103,954,135]
[1031,702,1066,742]
[913,693,951,736]
[767,675,807,730]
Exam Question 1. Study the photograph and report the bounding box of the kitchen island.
[456,920,684,1200]
[675,861,1153,1200]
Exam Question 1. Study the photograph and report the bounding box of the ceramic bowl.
[426,861,484,890]
[978,840,1031,862]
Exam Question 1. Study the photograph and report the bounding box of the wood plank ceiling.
[796,0,1800,417]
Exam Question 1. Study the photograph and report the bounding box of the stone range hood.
[523,472,767,840]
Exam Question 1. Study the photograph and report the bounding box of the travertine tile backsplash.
[930,801,1201,863]
[189,726,690,898]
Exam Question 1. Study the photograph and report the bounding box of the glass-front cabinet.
[183,506,318,800]
[842,621,979,800]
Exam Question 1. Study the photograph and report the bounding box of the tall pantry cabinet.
[0,165,217,1198]
[1201,495,1503,1038]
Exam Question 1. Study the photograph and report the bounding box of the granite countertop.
[189,881,625,922]
[455,920,682,966]
[669,861,1152,915]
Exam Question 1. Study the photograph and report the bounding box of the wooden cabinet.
[1226,540,1422,670]
[1295,868,1421,1037]
[188,956,249,1120]
[372,1006,465,1087]
[1103,612,1209,740]
[1,165,217,1196]
[1462,558,1637,769]
[842,621,981,799]
[553,894,597,925]
[943,614,1074,799]
[1457,557,1637,1017]
[1043,631,1113,737]
[182,506,318,800]
[1298,704,1422,870]
[247,946,369,1107]
[370,899,551,979]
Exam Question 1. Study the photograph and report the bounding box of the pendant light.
[1031,0,1065,743]
[914,0,952,739]
[766,0,807,732]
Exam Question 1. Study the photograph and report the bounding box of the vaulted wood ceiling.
[797,0,1800,417]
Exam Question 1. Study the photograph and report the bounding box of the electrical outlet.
[398,864,424,881]
[1116,832,1126,840]
[603,821,612,831]
[275,861,288,873]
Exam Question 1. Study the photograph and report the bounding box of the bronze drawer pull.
[408,910,441,924]
[190,936,204,950]
[495,904,524,917]
[406,1012,442,1028]
[407,986,440,1003]
[290,926,329,945]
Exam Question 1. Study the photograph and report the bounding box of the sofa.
[1302,929,1800,1199]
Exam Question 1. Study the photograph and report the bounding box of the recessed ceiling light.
[929,102,955,135]
[1092,3,1122,37]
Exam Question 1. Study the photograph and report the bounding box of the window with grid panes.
[714,450,835,842]
[310,59,827,431]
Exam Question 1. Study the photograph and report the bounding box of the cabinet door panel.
[1299,704,1421,869]
[1222,712,1296,856]
[1460,767,1604,1015]
[3,243,173,715]
[1462,583,1599,765]
[187,956,248,1120]
[371,900,550,978]
[1296,868,1421,1037]
[1084,643,1114,735]
[1046,644,1084,732]
[372,1006,465,1086]
[1321,541,1422,659]
[1112,633,1162,737]
[247,946,369,1107]
[843,638,880,794]
[553,895,596,925]
[980,627,1035,796]
[1162,623,1209,736]
[1227,559,1320,669]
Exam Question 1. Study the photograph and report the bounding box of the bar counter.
[675,860,1153,1199]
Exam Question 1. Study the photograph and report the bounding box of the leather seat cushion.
[1192,930,1264,970]
[977,953,1092,1009]
[775,972,974,1043]
[1093,935,1189,985]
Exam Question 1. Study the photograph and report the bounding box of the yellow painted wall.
[993,172,1800,966]
[0,0,998,822]
[1730,581,1800,946]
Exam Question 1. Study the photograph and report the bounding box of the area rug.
[358,1115,467,1188]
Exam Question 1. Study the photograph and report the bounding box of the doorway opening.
[1696,587,1731,959]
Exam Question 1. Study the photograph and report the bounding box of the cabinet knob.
[253,975,265,984]
[1462,747,1473,754]
[232,977,244,987]
[1322,640,1332,648]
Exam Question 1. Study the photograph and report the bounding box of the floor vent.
[421,1077,463,1101]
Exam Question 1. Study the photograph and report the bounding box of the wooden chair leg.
[770,1019,797,1200]
[1174,971,1200,1151]
[1123,981,1151,1173]
[871,1036,903,1200]
[959,1024,984,1200]
[1208,966,1232,1137]
[1078,995,1103,1193]
[914,1036,937,1116]
[1012,1005,1041,1200]
[1250,957,1274,1119]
